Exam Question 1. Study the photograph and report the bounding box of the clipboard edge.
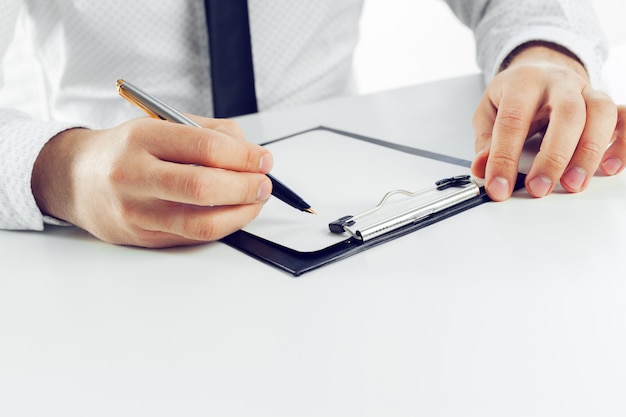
[222,126,526,277]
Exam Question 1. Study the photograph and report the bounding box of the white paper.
[243,129,472,252]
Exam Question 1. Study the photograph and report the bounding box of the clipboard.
[221,126,525,276]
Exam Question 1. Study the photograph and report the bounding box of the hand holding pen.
[32,86,285,248]
[116,79,315,214]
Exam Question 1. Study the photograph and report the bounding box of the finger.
[600,105,626,176]
[188,115,245,139]
[482,92,537,201]
[139,120,273,173]
[470,147,490,179]
[113,228,205,249]
[525,92,587,197]
[560,88,616,192]
[122,200,265,245]
[471,92,497,179]
[145,163,273,206]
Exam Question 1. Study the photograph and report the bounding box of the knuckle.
[239,179,258,203]
[181,173,206,201]
[496,108,527,134]
[557,96,585,121]
[120,121,145,147]
[577,139,605,161]
[108,161,131,187]
[117,199,141,224]
[155,168,176,190]
[197,133,217,162]
[159,168,207,202]
[489,149,519,170]
[186,216,217,241]
[541,150,571,170]
[243,146,257,171]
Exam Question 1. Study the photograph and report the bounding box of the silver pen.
[116,79,316,214]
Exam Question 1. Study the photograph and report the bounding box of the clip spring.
[328,175,480,241]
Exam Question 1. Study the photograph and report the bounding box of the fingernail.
[528,175,552,197]
[602,157,623,175]
[259,154,273,173]
[488,176,510,201]
[562,166,587,191]
[257,178,272,201]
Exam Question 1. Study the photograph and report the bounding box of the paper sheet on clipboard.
[242,128,473,252]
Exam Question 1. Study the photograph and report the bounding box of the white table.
[2,74,625,417]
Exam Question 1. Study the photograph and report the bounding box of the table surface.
[2,74,625,417]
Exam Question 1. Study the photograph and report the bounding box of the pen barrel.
[118,80,201,127]
[267,174,310,212]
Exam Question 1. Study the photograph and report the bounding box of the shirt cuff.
[0,114,85,231]
[482,27,607,88]
[43,215,74,227]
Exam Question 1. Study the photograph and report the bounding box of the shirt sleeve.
[0,109,80,230]
[443,0,609,87]
[0,2,80,231]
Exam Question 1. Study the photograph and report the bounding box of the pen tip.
[305,208,318,215]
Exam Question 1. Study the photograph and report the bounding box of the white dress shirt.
[0,0,608,231]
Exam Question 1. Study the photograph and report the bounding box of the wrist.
[31,127,89,226]
[500,41,589,81]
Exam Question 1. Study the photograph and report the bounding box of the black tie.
[204,0,258,118]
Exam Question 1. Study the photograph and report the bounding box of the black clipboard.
[221,126,525,276]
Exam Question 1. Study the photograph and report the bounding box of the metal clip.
[328,175,480,241]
